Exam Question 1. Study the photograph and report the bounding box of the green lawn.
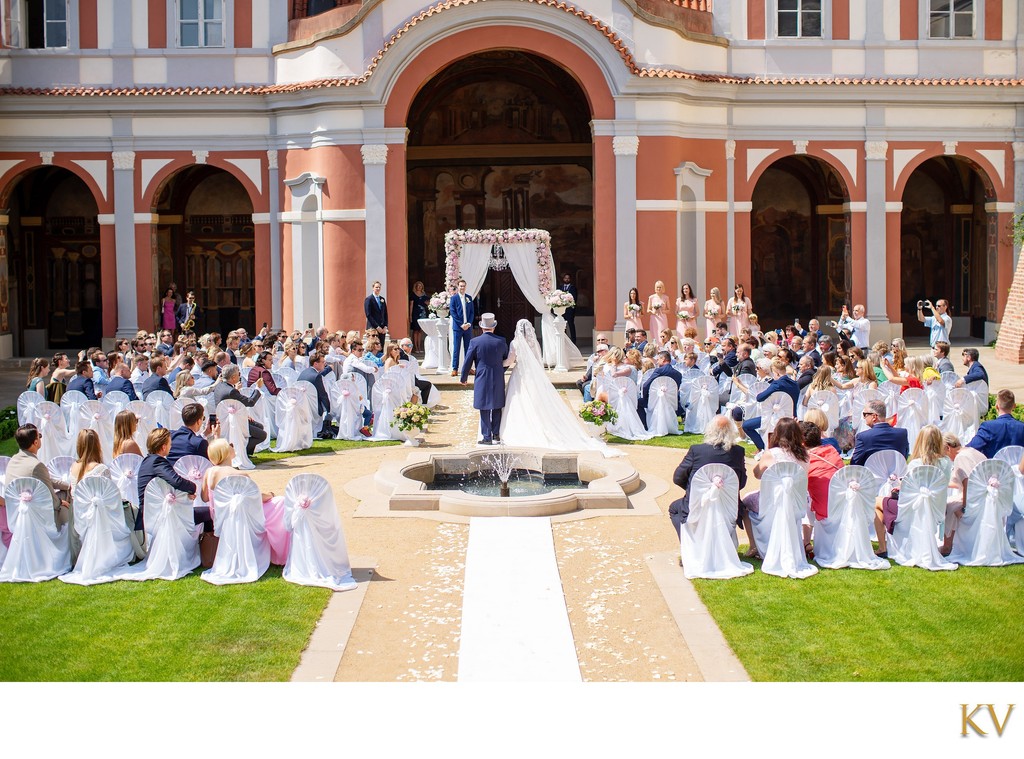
[693,555,1024,681]
[0,567,331,681]
[607,432,756,456]
[251,436,399,464]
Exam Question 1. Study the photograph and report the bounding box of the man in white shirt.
[343,341,379,431]
[837,303,870,348]
[918,298,952,347]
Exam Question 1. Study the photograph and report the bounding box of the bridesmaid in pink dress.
[623,287,643,339]
[675,282,698,337]
[202,440,290,565]
[161,288,177,332]
[727,283,753,336]
[703,287,723,341]
[647,281,669,347]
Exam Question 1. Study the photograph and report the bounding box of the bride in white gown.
[500,319,623,457]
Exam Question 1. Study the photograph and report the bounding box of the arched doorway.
[4,167,103,354]
[153,166,256,336]
[405,50,594,343]
[750,156,851,326]
[900,157,993,338]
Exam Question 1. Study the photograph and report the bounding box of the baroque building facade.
[0,0,1022,355]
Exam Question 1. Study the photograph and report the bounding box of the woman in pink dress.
[647,280,669,347]
[675,282,698,337]
[623,287,643,340]
[703,286,723,340]
[726,283,752,336]
[160,288,177,332]
[202,439,290,565]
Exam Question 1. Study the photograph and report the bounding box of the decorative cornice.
[943,141,958,156]
[360,144,389,165]
[793,140,808,155]
[864,141,888,161]
[192,149,209,164]
[612,136,640,156]
[112,151,135,170]
[39,151,54,165]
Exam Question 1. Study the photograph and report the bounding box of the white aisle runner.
[457,517,582,681]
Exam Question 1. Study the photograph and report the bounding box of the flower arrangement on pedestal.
[579,400,618,426]
[394,402,431,433]
[429,292,449,317]
[544,290,576,310]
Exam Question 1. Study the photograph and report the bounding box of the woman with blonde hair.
[112,409,143,457]
[890,338,908,373]
[647,280,669,347]
[874,424,945,557]
[201,439,289,564]
[855,358,878,389]
[703,286,723,341]
[174,368,217,400]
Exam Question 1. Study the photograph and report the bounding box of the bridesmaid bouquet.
[394,402,431,432]
[579,400,618,426]
[652,302,663,313]
[627,304,641,316]
[704,307,718,320]
[731,302,743,314]
[677,309,691,320]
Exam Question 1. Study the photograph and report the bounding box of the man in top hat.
[460,312,510,445]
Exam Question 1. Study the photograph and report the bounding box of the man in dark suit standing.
[560,273,578,345]
[66,360,99,400]
[850,399,909,466]
[364,280,388,337]
[668,415,747,537]
[298,353,335,439]
[212,364,268,457]
[637,350,682,427]
[460,313,509,445]
[967,389,1024,458]
[449,278,475,376]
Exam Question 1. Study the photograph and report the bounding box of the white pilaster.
[361,144,389,297]
[725,139,736,290]
[864,140,888,325]
[267,150,282,330]
[675,162,713,308]
[612,134,639,333]
[112,150,139,337]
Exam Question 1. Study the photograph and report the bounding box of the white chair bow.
[109,453,144,509]
[941,388,979,445]
[101,390,131,415]
[60,389,89,445]
[814,466,890,570]
[58,477,134,585]
[645,376,680,437]
[864,450,908,498]
[0,477,70,582]
[283,474,356,591]
[119,479,201,581]
[217,399,254,470]
[888,464,958,571]
[273,386,315,452]
[683,376,718,434]
[679,465,753,580]
[895,387,928,450]
[201,475,270,585]
[947,459,1024,567]
[33,401,69,462]
[965,380,989,418]
[17,390,43,426]
[750,462,818,579]
[174,455,212,511]
[146,390,174,430]
[331,375,366,441]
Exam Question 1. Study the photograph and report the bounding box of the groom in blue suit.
[450,278,475,376]
[460,312,508,445]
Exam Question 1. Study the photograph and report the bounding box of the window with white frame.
[777,0,822,38]
[178,0,223,47]
[928,0,974,39]
[21,0,68,48]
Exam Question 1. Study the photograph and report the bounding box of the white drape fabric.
[814,466,890,570]
[60,389,88,446]
[33,401,68,462]
[805,391,839,435]
[750,462,818,579]
[46,456,74,490]
[331,375,365,441]
[942,388,979,444]
[102,390,131,415]
[371,376,405,441]
[17,390,43,425]
[460,243,492,298]
[947,459,1024,567]
[679,465,753,580]
[684,376,719,434]
[877,382,900,418]
[605,377,651,441]
[283,474,357,591]
[217,399,253,470]
[173,455,211,513]
[924,380,945,425]
[895,388,928,449]
[864,450,908,498]
[645,376,680,436]
[109,453,143,509]
[128,400,156,453]
[292,381,321,443]
[275,367,298,388]
[966,380,989,417]
[888,464,957,571]
[677,368,704,411]
[758,392,795,438]
[201,475,270,585]
[0,455,10,566]
[0,477,70,582]
[77,401,115,461]
[500,320,622,455]
[994,447,1024,555]
[119,480,201,581]
[146,390,174,430]
[273,387,314,452]
[58,477,134,585]
[169,398,207,435]
[258,386,279,441]
[851,388,882,432]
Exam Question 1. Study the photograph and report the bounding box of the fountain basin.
[374,449,641,517]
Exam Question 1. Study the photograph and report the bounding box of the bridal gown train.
[499,320,623,457]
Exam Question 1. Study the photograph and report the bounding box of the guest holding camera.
[917,298,951,347]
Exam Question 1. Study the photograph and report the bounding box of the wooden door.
[479,269,535,343]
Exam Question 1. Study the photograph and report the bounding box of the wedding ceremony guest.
[726,284,752,336]
[409,280,430,353]
[943,433,985,555]
[159,288,178,333]
[576,342,608,400]
[873,425,945,557]
[647,280,669,347]
[48,353,74,401]
[212,365,268,456]
[740,417,808,558]
[966,389,1024,458]
[704,287,723,340]
[399,337,440,408]
[955,348,988,387]
[855,359,878,390]
[364,280,389,337]
[247,351,280,396]
[932,341,955,375]
[676,283,698,337]
[747,313,763,341]
[459,313,508,445]
[668,415,746,538]
[68,428,112,565]
[850,399,909,467]
[804,408,841,454]
[130,355,150,397]
[112,410,143,457]
[176,291,198,334]
[658,328,675,349]
[66,360,100,400]
[155,330,175,357]
[738,358,800,452]
[624,287,644,339]
[807,318,822,341]
[837,303,870,348]
[106,363,139,401]
[225,331,241,364]
[194,360,219,390]
[343,340,379,431]
[802,420,843,525]
[173,369,216,402]
[25,357,50,397]
[918,298,952,346]
[91,350,111,393]
[141,356,174,399]
[168,402,217,464]
[560,273,578,345]
[637,350,681,427]
[135,428,198,532]
[710,337,738,379]
[734,343,757,379]
[633,329,649,353]
[8,424,70,527]
[450,278,474,376]
[168,354,192,384]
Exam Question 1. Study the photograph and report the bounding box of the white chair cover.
[60,389,88,444]
[127,400,156,452]
[169,398,208,436]
[240,388,272,453]
[757,392,794,438]
[46,456,74,490]
[331,375,366,441]
[947,459,1024,567]
[679,465,753,580]
[109,453,143,509]
[645,376,680,437]
[217,399,254,470]
[58,477,134,585]
[0,477,70,582]
[0,455,8,568]
[923,379,945,425]
[888,464,958,571]
[146,390,174,430]
[283,473,357,591]
[805,390,840,435]
[293,380,323,442]
[993,447,1024,554]
[895,387,928,449]
[349,372,370,410]
[876,382,900,418]
[941,388,979,444]
[273,386,315,452]
[940,371,959,390]
[371,376,406,441]
[77,400,114,462]
[17,390,43,426]
[751,462,818,579]
[606,376,652,441]
[683,376,718,434]
[677,367,704,411]
[258,385,279,440]
[864,450,908,498]
[33,401,69,462]
[814,466,890,570]
[836,387,854,420]
[119,479,201,581]
[275,366,298,387]
[101,390,131,415]
[966,380,989,417]
[201,475,270,585]
[728,378,767,421]
[173,455,212,512]
[695,352,711,372]
[385,365,414,402]
[851,388,883,433]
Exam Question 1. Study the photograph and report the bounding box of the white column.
[725,140,736,290]
[361,144,388,296]
[267,149,282,330]
[613,135,639,334]
[1014,142,1024,268]
[864,140,888,325]
[112,150,139,337]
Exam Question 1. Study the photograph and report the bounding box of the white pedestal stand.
[419,317,440,368]
[435,316,452,374]
[552,308,569,373]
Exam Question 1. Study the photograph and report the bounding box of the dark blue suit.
[560,282,578,344]
[963,362,989,386]
[66,374,97,400]
[637,364,682,426]
[167,427,209,466]
[450,292,475,372]
[461,331,508,442]
[967,414,1024,458]
[364,294,388,333]
[176,301,198,331]
[850,423,909,467]
[298,366,333,436]
[105,376,138,401]
[135,454,198,531]
[141,373,173,400]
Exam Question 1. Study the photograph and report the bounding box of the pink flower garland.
[443,229,554,298]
